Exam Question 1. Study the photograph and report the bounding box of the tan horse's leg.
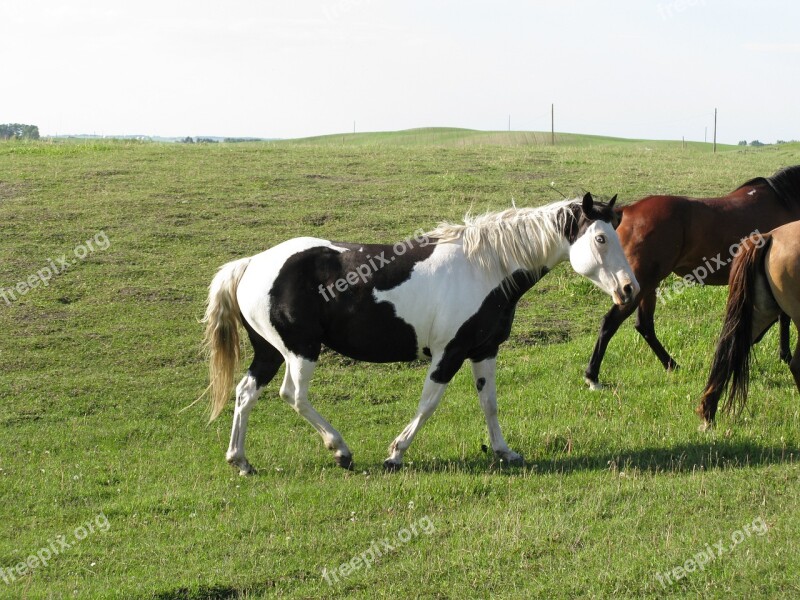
[790,334,800,393]
[766,223,800,393]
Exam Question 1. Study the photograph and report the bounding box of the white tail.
[202,257,251,421]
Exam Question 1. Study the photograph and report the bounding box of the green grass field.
[1,132,799,598]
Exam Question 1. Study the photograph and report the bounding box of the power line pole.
[551,103,555,145]
[713,108,717,153]
[508,114,510,132]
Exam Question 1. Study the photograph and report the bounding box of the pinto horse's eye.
[595,234,606,244]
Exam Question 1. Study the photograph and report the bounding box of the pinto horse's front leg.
[384,364,449,471]
[471,358,523,466]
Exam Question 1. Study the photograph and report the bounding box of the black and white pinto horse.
[203,194,639,474]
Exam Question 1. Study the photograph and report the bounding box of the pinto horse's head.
[568,193,639,305]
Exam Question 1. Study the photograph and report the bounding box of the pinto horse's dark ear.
[608,194,617,208]
[581,192,594,216]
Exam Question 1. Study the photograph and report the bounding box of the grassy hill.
[280,126,742,150]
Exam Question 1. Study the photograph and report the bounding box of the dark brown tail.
[697,234,773,422]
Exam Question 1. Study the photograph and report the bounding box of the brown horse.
[696,222,800,429]
[584,165,800,390]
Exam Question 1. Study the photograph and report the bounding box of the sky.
[2,0,799,143]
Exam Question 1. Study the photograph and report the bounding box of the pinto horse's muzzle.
[612,278,639,306]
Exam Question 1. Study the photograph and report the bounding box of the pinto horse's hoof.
[383,459,403,472]
[227,457,257,476]
[496,451,524,467]
[335,453,354,470]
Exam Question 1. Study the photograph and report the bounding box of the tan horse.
[697,221,800,429]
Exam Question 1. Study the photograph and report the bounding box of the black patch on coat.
[430,268,548,383]
[476,377,486,392]
[240,317,284,388]
[268,238,436,362]
[422,347,432,357]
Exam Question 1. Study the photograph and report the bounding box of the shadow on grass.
[394,440,799,476]
[151,583,275,600]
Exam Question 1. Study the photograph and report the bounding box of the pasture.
[1,132,800,598]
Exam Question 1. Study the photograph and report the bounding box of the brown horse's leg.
[584,299,639,389]
[780,312,792,364]
[634,289,679,371]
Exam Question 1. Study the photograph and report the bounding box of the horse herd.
[202,165,800,474]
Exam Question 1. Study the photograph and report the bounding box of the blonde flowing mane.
[427,199,577,284]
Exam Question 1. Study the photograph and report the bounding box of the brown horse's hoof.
[585,377,603,391]
[698,420,714,433]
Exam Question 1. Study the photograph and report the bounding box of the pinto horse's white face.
[569,199,639,306]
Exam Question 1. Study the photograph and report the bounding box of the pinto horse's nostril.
[623,283,633,298]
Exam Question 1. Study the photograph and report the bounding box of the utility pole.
[713,108,717,153]
[508,114,511,132]
[353,121,356,134]
[551,103,555,145]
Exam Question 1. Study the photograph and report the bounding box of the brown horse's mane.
[737,164,800,207]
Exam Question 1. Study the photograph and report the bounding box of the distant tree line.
[0,123,40,140]
[180,137,264,143]
[738,139,797,147]
[180,137,218,144]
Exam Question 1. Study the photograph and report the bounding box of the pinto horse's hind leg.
[471,358,523,465]
[634,289,679,372]
[226,343,284,476]
[280,353,353,469]
[384,363,450,471]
